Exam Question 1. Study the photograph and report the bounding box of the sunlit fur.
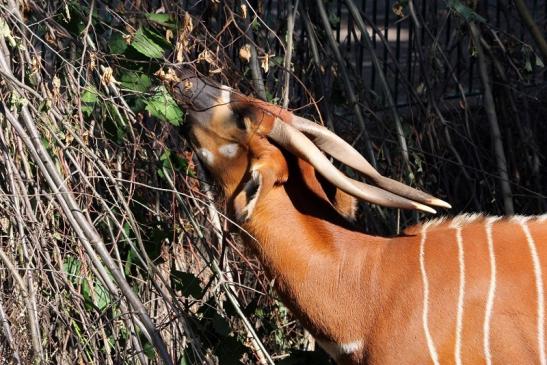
[180,84,547,364]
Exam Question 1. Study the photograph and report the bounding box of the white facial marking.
[218,143,239,158]
[220,84,231,104]
[197,148,215,166]
[316,339,364,360]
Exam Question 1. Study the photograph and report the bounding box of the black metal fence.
[328,0,547,105]
[259,0,546,109]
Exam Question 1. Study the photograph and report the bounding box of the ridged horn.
[289,116,452,209]
[267,118,437,214]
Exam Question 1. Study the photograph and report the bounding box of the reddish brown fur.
[180,87,547,364]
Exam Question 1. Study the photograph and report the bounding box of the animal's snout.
[161,68,224,113]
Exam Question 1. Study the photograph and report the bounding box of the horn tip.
[427,198,452,209]
[414,203,437,214]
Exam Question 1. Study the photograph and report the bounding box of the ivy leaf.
[81,86,98,116]
[145,86,183,125]
[120,72,151,92]
[171,270,204,299]
[131,27,166,59]
[142,339,156,359]
[145,13,176,28]
[109,32,128,54]
[63,256,82,280]
[447,0,486,23]
[83,279,111,311]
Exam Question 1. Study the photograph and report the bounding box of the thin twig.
[344,0,409,165]
[282,0,298,108]
[513,0,547,61]
[469,23,514,214]
[314,0,377,167]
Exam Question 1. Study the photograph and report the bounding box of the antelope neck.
[240,185,386,347]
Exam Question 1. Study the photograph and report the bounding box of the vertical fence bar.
[348,8,354,51]
[496,0,501,27]
[336,0,342,42]
[358,1,365,79]
[394,11,402,105]
[382,1,389,68]
[421,0,426,44]
[326,0,544,107]
[406,15,414,106]
[382,0,390,107]
[444,10,452,97]
[371,0,378,90]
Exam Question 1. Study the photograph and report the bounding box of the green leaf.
[160,149,188,172]
[160,149,171,165]
[109,32,128,54]
[124,247,137,276]
[63,256,82,280]
[145,86,183,125]
[145,13,176,28]
[142,339,156,359]
[131,27,166,59]
[171,270,204,299]
[81,86,99,116]
[120,72,152,92]
[102,101,127,142]
[90,280,111,311]
[178,353,190,365]
[254,308,265,318]
[9,90,28,110]
[329,14,341,27]
[0,18,17,47]
[447,0,486,23]
[41,137,51,151]
[251,18,260,31]
[81,276,111,312]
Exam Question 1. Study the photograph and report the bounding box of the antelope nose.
[170,69,222,112]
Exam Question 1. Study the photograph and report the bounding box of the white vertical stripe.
[454,226,465,365]
[420,224,440,365]
[483,216,500,365]
[518,218,546,365]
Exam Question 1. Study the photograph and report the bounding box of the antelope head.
[159,69,450,222]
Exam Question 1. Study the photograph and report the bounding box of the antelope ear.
[233,158,289,222]
[233,130,288,222]
[233,169,263,222]
[331,188,359,222]
[312,164,358,222]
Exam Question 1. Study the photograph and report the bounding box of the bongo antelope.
[159,69,547,365]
